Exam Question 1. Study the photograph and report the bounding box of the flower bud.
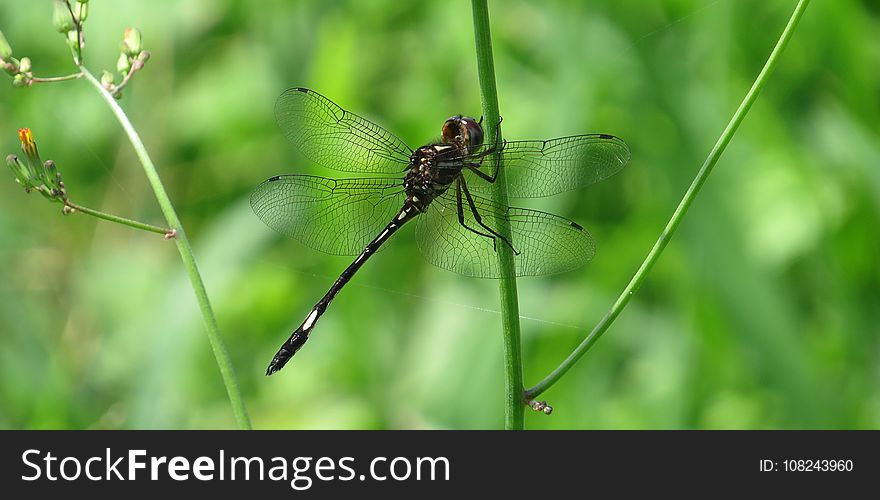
[122,28,143,57]
[43,160,62,192]
[6,154,31,187]
[18,128,43,176]
[130,51,150,73]
[52,0,74,33]
[43,160,58,177]
[18,56,31,73]
[116,52,131,75]
[74,1,89,22]
[0,30,12,59]
[12,73,27,87]
[101,70,115,87]
[3,57,20,76]
[66,30,79,51]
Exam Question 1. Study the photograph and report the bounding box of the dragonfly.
[252,87,630,376]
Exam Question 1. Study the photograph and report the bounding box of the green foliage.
[0,0,877,429]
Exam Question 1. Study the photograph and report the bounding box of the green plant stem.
[471,0,524,430]
[79,67,252,429]
[64,199,173,236]
[525,0,811,402]
[63,0,83,65]
[32,72,82,83]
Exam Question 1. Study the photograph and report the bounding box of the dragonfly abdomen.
[265,202,421,375]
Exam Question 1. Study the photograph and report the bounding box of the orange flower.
[18,127,33,144]
[18,127,40,164]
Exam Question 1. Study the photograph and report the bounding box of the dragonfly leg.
[455,178,498,250]
[469,118,505,182]
[467,162,497,183]
[467,140,505,182]
[460,175,519,255]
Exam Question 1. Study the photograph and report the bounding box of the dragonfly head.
[442,115,484,149]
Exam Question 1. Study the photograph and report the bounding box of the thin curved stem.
[471,0,524,430]
[64,199,174,237]
[79,66,252,429]
[31,72,82,83]
[525,0,811,401]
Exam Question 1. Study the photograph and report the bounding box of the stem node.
[528,399,553,415]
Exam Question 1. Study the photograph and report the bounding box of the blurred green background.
[0,0,877,429]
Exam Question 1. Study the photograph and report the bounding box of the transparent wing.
[460,134,630,198]
[251,174,405,255]
[275,88,413,174]
[415,189,595,278]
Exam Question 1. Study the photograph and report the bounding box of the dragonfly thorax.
[404,144,463,210]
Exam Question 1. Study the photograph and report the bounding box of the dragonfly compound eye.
[441,116,463,145]
[461,117,484,147]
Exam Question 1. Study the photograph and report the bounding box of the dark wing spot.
[570,221,584,231]
[598,134,614,140]
[268,175,282,182]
